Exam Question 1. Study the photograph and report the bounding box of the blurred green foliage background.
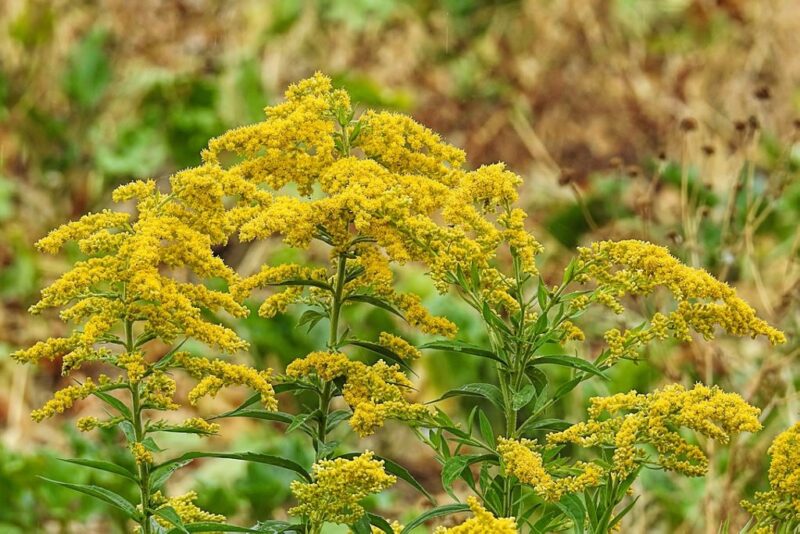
[1,0,799,532]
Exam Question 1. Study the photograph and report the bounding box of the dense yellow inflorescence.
[13,167,276,438]
[175,352,277,411]
[548,383,762,477]
[576,240,785,364]
[497,438,604,502]
[193,72,541,335]
[289,451,396,525]
[152,490,225,525]
[742,423,800,529]
[433,496,518,533]
[286,351,431,436]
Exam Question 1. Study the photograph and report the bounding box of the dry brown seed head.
[754,86,771,100]
[680,117,698,132]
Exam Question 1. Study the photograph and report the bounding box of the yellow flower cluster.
[378,332,421,360]
[578,240,785,351]
[742,424,800,529]
[30,378,100,422]
[180,417,221,435]
[232,263,328,318]
[131,442,153,465]
[497,437,604,502]
[289,451,396,525]
[433,496,518,534]
[548,383,762,477]
[152,491,225,525]
[175,352,277,411]
[192,73,541,339]
[286,351,431,436]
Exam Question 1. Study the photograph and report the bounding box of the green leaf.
[40,477,139,518]
[60,457,137,482]
[345,294,405,319]
[532,354,607,379]
[337,453,433,502]
[182,523,267,533]
[429,383,504,411]
[150,460,192,491]
[287,411,318,434]
[511,384,537,411]
[401,503,471,533]
[350,514,372,534]
[213,408,293,424]
[250,520,297,533]
[156,507,188,534]
[441,454,498,496]
[94,391,132,419]
[367,514,395,534]
[556,493,586,534]
[154,452,311,482]
[517,417,571,436]
[419,340,506,366]
[537,279,549,310]
[478,410,496,449]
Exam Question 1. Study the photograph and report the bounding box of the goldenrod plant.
[15,73,791,533]
[13,180,283,532]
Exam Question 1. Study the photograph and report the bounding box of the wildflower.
[742,424,800,528]
[287,352,431,436]
[433,496,518,533]
[497,438,604,501]
[30,379,100,422]
[289,451,396,525]
[548,383,762,477]
[152,491,225,525]
[578,240,785,346]
[131,442,153,465]
[378,332,421,360]
[176,352,277,411]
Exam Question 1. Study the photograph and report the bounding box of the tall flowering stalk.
[15,73,791,533]
[14,180,278,532]
[410,219,784,531]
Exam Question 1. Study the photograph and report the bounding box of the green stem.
[125,319,151,533]
[316,254,348,459]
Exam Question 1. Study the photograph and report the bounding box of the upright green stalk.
[316,254,348,459]
[125,318,151,533]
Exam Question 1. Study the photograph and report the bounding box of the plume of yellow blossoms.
[433,496,518,533]
[575,240,785,364]
[189,72,542,332]
[13,177,276,428]
[547,384,762,477]
[289,451,396,526]
[497,437,604,502]
[286,351,431,436]
[742,423,800,531]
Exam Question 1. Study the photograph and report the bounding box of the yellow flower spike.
[176,352,277,411]
[289,451,396,525]
[30,379,100,422]
[153,491,225,525]
[580,240,786,345]
[130,442,153,466]
[378,332,421,360]
[433,496,518,534]
[548,383,763,478]
[497,437,604,502]
[36,210,131,254]
[743,423,800,528]
[287,352,432,436]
